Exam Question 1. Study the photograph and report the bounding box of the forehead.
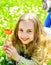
[19,20,34,29]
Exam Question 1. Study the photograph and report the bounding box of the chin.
[21,41,29,44]
[22,42,29,44]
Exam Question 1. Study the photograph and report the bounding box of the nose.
[22,32,28,37]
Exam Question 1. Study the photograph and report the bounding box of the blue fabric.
[44,12,51,27]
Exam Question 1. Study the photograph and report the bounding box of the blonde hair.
[11,13,50,63]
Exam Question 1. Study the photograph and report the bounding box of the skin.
[18,20,34,44]
[3,20,34,62]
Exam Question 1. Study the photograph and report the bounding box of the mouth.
[21,38,29,41]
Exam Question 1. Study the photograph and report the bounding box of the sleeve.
[16,56,40,65]
[44,13,51,27]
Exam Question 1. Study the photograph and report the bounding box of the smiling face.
[18,20,34,44]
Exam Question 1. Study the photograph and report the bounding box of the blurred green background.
[0,0,47,46]
[1,0,50,65]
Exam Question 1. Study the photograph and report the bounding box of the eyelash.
[19,29,32,33]
[20,29,23,32]
[27,30,32,33]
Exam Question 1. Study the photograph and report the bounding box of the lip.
[21,38,29,41]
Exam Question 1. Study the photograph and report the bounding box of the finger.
[4,42,12,47]
[6,53,11,58]
[6,49,11,55]
[3,43,9,48]
[3,46,7,51]
[7,46,15,53]
[6,47,12,52]
[8,46,14,50]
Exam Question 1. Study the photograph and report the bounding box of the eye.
[27,29,32,33]
[19,29,23,32]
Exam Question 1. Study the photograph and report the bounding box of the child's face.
[18,20,34,44]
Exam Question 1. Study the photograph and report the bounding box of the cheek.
[29,34,34,40]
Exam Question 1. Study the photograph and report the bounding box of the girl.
[3,13,51,65]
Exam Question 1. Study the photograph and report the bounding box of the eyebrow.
[27,29,33,32]
[27,29,32,30]
[19,28,33,31]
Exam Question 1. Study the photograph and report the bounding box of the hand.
[3,38,12,51]
[3,42,12,50]
[3,38,20,62]
[5,46,20,62]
